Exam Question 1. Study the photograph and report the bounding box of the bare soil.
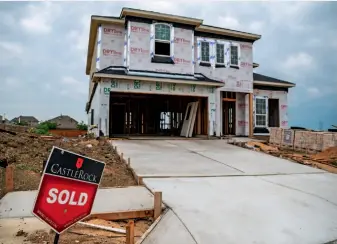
[26,218,152,244]
[0,130,136,198]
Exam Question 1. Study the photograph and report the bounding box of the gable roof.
[120,7,203,26]
[11,116,39,123]
[46,115,78,129]
[253,73,295,88]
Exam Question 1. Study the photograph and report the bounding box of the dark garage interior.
[109,92,209,137]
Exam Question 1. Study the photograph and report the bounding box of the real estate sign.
[32,147,105,234]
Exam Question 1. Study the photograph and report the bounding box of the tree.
[34,121,57,135]
[77,121,88,131]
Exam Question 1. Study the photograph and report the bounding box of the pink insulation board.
[100,24,125,68]
[236,93,248,136]
[128,21,194,74]
[195,39,253,93]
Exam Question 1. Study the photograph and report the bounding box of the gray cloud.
[0,1,336,128]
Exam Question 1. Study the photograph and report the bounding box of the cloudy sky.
[0,1,336,129]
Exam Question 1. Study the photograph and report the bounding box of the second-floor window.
[230,45,239,66]
[216,43,224,64]
[201,42,210,62]
[154,23,171,56]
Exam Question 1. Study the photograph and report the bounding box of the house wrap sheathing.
[86,8,295,137]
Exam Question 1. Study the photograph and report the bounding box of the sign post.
[32,146,105,241]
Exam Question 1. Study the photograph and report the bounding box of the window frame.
[154,23,171,57]
[255,96,268,128]
[216,43,225,64]
[230,43,240,67]
[200,41,210,63]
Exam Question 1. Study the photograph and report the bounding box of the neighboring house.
[46,115,78,129]
[85,8,295,137]
[11,116,39,126]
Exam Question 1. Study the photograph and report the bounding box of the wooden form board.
[180,102,199,138]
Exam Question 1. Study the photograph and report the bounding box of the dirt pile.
[0,130,136,197]
[311,146,337,160]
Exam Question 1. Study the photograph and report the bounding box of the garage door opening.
[109,92,208,137]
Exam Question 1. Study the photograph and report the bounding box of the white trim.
[200,40,211,63]
[230,43,240,67]
[109,89,210,97]
[254,80,295,88]
[215,42,225,65]
[254,96,268,128]
[93,73,222,86]
[153,23,173,58]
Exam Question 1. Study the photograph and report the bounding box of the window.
[255,98,267,127]
[154,24,171,56]
[201,42,210,62]
[230,45,239,66]
[216,43,224,64]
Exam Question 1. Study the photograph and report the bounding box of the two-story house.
[85,8,295,138]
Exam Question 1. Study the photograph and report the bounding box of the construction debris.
[25,218,151,244]
[231,140,337,174]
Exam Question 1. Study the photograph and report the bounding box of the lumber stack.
[293,130,311,150]
[269,127,282,145]
[270,129,337,152]
[281,129,295,149]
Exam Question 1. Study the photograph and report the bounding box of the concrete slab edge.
[137,171,328,179]
[136,209,169,244]
[111,142,143,185]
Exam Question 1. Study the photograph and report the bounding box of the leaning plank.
[77,221,126,234]
[188,102,199,138]
[180,102,194,137]
[89,209,154,221]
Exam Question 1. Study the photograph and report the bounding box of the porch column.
[249,93,253,138]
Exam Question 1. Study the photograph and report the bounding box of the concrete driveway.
[112,140,337,244]
[113,140,323,177]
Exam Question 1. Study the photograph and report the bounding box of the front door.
[109,104,126,135]
[223,101,236,135]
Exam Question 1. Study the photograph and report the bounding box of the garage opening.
[268,99,279,127]
[109,92,208,137]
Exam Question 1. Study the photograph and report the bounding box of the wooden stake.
[127,158,131,167]
[249,93,253,138]
[137,176,143,185]
[126,220,134,244]
[154,191,162,220]
[120,152,123,161]
[5,165,14,193]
